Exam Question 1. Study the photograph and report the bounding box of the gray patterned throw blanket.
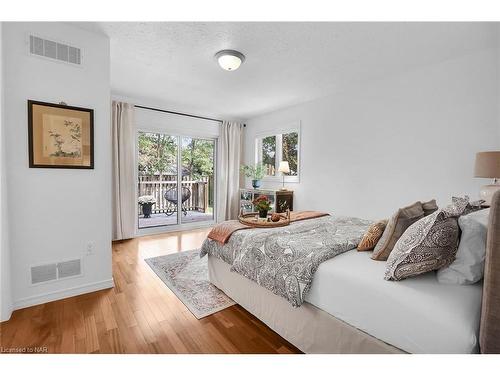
[200,216,372,307]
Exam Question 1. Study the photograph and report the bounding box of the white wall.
[135,105,220,139]
[0,22,13,322]
[244,48,500,220]
[3,22,112,310]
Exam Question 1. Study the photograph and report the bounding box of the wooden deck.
[139,211,214,228]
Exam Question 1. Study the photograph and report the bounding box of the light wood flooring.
[0,228,300,354]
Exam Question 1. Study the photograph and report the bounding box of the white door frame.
[134,128,218,237]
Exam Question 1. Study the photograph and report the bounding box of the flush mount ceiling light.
[215,49,245,71]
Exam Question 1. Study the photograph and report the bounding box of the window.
[255,125,300,182]
[282,132,299,176]
[261,135,276,176]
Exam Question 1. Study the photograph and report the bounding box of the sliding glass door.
[137,131,216,230]
[180,137,215,225]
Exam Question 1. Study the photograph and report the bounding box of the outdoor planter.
[141,202,154,218]
[138,195,156,219]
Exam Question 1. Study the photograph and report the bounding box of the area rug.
[145,249,235,319]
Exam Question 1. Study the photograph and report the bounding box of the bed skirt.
[208,255,404,354]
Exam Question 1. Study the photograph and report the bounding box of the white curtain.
[112,101,136,240]
[218,121,243,221]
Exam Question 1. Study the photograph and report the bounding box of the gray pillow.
[385,197,469,281]
[437,208,489,284]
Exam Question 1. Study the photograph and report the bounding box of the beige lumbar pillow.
[357,220,388,251]
[384,196,469,281]
[422,199,438,216]
[371,201,424,261]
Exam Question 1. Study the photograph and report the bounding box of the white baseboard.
[0,304,13,323]
[13,278,115,311]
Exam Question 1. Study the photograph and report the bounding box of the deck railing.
[138,176,210,215]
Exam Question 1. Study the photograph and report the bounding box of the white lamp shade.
[278,161,290,173]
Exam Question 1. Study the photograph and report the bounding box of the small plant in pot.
[240,163,266,189]
[253,195,272,219]
[138,195,156,218]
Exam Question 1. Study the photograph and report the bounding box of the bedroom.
[1,0,500,372]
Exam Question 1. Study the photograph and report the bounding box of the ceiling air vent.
[29,35,82,65]
[31,258,82,285]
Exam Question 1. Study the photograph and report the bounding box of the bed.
[201,191,500,354]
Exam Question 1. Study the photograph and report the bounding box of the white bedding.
[305,250,483,353]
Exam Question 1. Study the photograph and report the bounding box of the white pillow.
[437,208,489,285]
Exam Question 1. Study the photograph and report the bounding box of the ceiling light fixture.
[215,49,245,71]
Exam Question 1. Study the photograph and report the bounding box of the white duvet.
[305,250,483,354]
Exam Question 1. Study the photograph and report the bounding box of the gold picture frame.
[28,100,94,169]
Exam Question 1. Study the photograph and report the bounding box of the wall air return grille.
[57,259,82,279]
[31,263,58,284]
[29,35,81,65]
[30,259,82,285]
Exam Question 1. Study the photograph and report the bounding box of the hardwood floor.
[0,228,300,354]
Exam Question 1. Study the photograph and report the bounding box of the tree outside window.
[262,135,276,176]
[282,132,298,176]
[256,128,300,180]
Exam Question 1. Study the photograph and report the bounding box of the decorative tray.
[238,209,290,228]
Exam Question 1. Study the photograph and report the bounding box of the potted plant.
[240,163,266,189]
[253,195,272,218]
[138,195,156,218]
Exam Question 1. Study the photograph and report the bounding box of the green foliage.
[240,163,266,180]
[282,132,298,175]
[252,195,271,211]
[258,132,298,176]
[181,138,214,180]
[138,132,214,181]
[262,135,276,173]
[138,132,177,177]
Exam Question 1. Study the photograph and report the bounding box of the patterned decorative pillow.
[422,199,438,216]
[357,220,388,251]
[453,196,485,216]
[384,196,470,281]
[371,201,424,261]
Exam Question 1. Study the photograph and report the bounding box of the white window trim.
[254,121,301,183]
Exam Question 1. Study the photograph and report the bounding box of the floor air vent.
[29,35,82,65]
[31,259,82,285]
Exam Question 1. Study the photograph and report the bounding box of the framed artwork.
[28,100,94,169]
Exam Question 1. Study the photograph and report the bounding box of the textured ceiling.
[76,22,498,120]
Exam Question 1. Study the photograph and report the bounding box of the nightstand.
[276,190,294,213]
[239,188,294,214]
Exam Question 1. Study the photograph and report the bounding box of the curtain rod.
[135,105,246,127]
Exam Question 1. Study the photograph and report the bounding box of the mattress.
[305,250,483,354]
[209,254,404,353]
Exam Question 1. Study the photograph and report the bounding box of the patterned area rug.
[145,249,235,319]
